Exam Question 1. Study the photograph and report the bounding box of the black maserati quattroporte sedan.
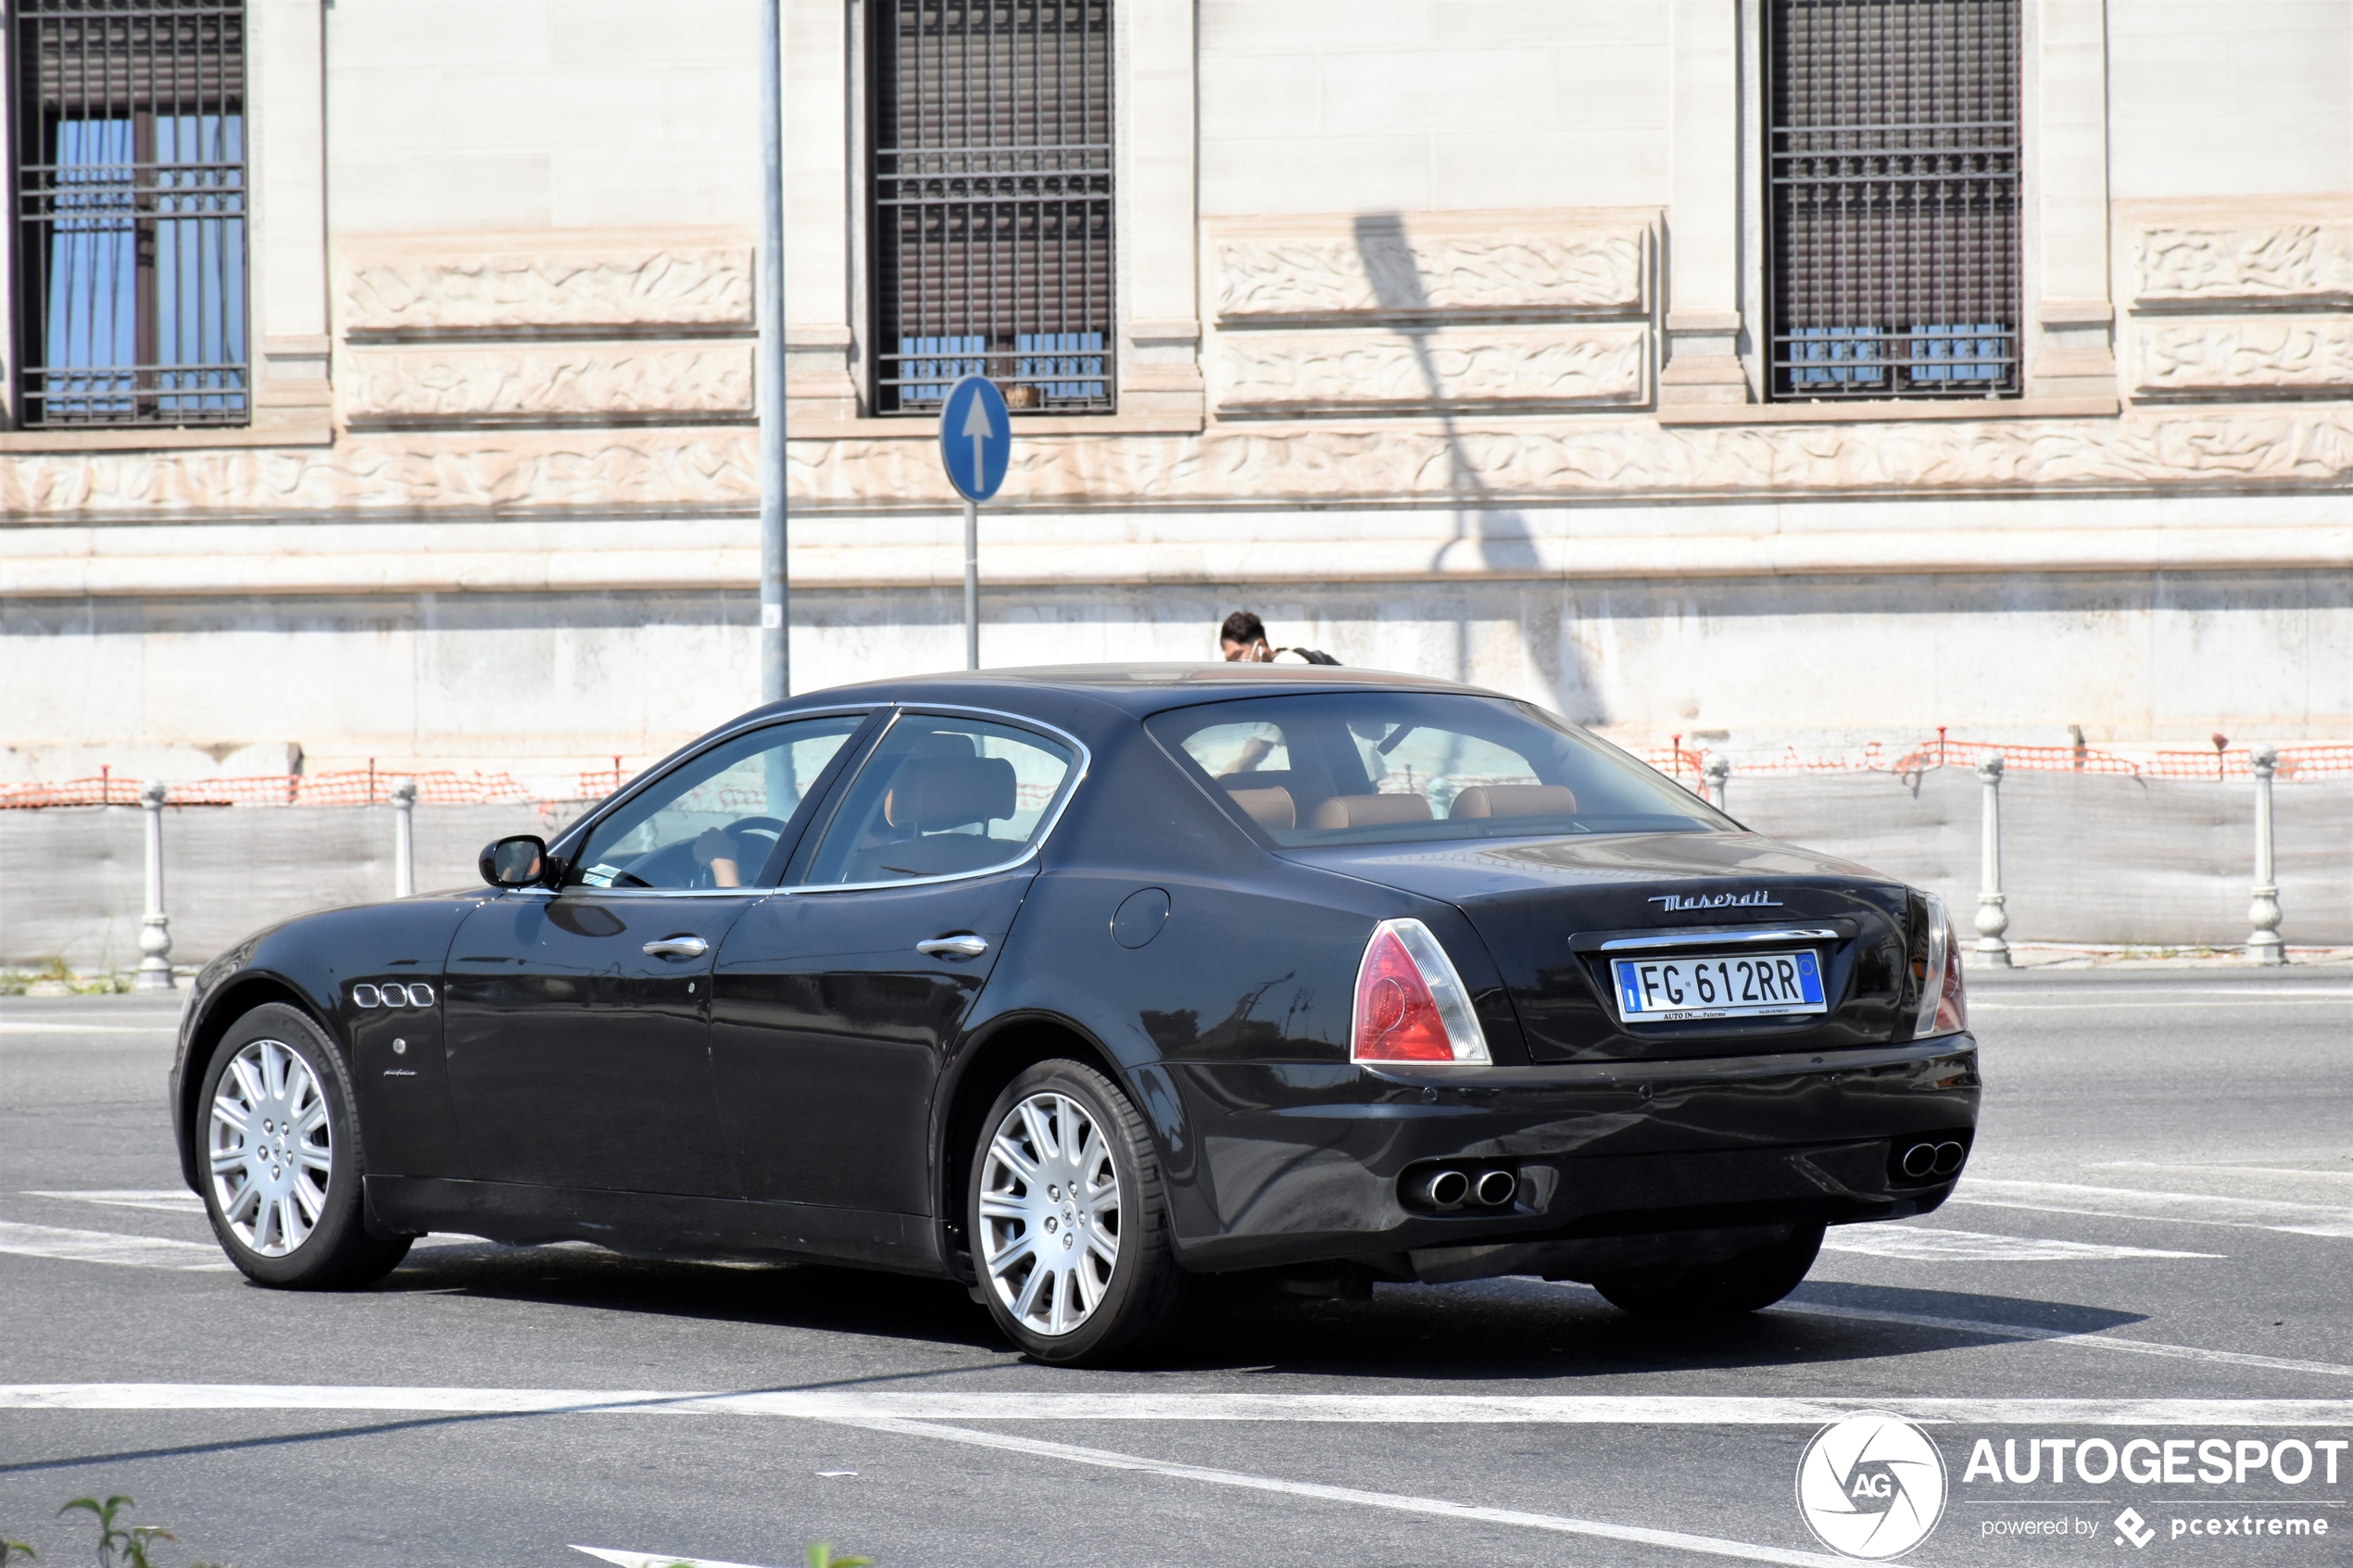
[171,665,1978,1363]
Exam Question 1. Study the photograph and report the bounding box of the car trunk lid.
[1282,830,1919,1062]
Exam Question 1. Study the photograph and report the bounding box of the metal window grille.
[1766,0,2019,401]
[12,0,247,427]
[870,0,1113,417]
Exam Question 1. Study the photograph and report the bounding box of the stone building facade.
[0,0,2347,790]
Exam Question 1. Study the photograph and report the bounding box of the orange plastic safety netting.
[0,769,547,809]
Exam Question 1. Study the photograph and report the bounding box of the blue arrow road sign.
[938,374,1011,504]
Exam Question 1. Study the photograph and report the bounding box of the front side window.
[802,713,1076,885]
[1149,693,1730,847]
[14,0,249,427]
[869,0,1114,416]
[573,716,867,891]
[1766,0,2020,400]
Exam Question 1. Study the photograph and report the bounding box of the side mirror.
[479,834,550,889]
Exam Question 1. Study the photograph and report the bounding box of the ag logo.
[1795,1411,1949,1560]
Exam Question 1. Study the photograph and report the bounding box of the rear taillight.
[1912,894,1968,1038]
[1353,919,1491,1064]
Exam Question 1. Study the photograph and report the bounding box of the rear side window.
[800,713,1077,884]
[1148,692,1729,846]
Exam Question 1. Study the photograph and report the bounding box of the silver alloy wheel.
[977,1090,1121,1336]
[208,1038,333,1258]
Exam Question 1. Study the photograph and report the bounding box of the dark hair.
[1219,610,1265,646]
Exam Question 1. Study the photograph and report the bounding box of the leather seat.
[1449,784,1579,819]
[1308,793,1434,830]
[1225,785,1296,832]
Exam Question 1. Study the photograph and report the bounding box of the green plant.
[805,1547,871,1568]
[3,1537,37,1566]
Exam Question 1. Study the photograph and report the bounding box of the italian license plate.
[1610,949,1827,1023]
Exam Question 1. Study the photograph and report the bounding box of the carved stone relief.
[2134,223,2353,307]
[2133,318,2353,395]
[343,345,757,420]
[341,244,756,334]
[3,409,2348,519]
[1214,220,1648,323]
[1215,326,1648,412]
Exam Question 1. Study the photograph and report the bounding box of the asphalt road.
[3,966,2348,1568]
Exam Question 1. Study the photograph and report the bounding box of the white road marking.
[1776,1301,2353,1381]
[1817,1225,2218,1261]
[23,1189,206,1215]
[4,1384,2352,1426]
[2097,1161,2353,1186]
[0,1021,179,1034]
[1950,1178,2353,1238]
[824,1412,1878,1568]
[0,1222,230,1272]
[574,1549,775,1568]
[1969,998,2351,1011]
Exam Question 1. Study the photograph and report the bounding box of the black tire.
[1590,1223,1824,1321]
[967,1060,1190,1366]
[195,1002,411,1289]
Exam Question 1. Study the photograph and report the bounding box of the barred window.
[1766,0,2019,401]
[870,0,1113,417]
[11,0,248,428]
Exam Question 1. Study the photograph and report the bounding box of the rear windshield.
[1146,692,1730,847]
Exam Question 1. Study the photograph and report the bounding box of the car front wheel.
[968,1060,1189,1365]
[1590,1223,1824,1320]
[196,1002,411,1288]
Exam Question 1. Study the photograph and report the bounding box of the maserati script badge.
[1648,890,1784,912]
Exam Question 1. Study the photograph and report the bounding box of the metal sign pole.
[938,374,1009,673]
[963,497,980,671]
[757,0,788,701]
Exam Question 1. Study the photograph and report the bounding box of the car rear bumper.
[1164,1035,1980,1279]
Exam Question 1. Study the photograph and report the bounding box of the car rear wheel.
[1590,1223,1824,1320]
[969,1060,1189,1365]
[197,1002,411,1288]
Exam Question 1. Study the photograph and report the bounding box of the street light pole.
[757,0,788,703]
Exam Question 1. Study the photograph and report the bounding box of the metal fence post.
[2246,744,2284,965]
[391,777,418,897]
[1971,754,2010,968]
[1704,756,1730,813]
[136,779,173,990]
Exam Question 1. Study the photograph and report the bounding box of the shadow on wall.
[1352,212,1604,723]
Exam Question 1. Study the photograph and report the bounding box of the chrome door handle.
[642,935,710,960]
[916,935,989,960]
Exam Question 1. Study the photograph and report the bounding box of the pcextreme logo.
[1796,1411,1950,1560]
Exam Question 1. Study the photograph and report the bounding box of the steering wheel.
[689,816,790,889]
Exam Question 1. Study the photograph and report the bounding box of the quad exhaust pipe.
[1897,1140,1968,1181]
[1409,1166,1518,1211]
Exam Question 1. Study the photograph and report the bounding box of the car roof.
[748,662,1506,722]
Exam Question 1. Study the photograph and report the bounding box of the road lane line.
[575,1549,775,1568]
[1949,1179,2353,1238]
[0,1022,180,1034]
[819,1412,1881,1568]
[1775,1302,2353,1381]
[1969,998,2351,1011]
[5,1385,2353,1425]
[1817,1225,2218,1261]
[22,1189,206,1215]
[0,1222,231,1272]
[2096,1162,2353,1186]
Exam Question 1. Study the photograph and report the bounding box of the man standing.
[1218,610,1339,664]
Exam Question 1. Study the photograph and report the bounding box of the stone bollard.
[2246,745,2284,966]
[136,779,174,990]
[391,777,419,897]
[1971,754,2011,968]
[1704,756,1730,813]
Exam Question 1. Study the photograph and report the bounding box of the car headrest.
[1308,793,1434,830]
[1449,784,1579,819]
[1225,785,1295,832]
[883,755,1017,831]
